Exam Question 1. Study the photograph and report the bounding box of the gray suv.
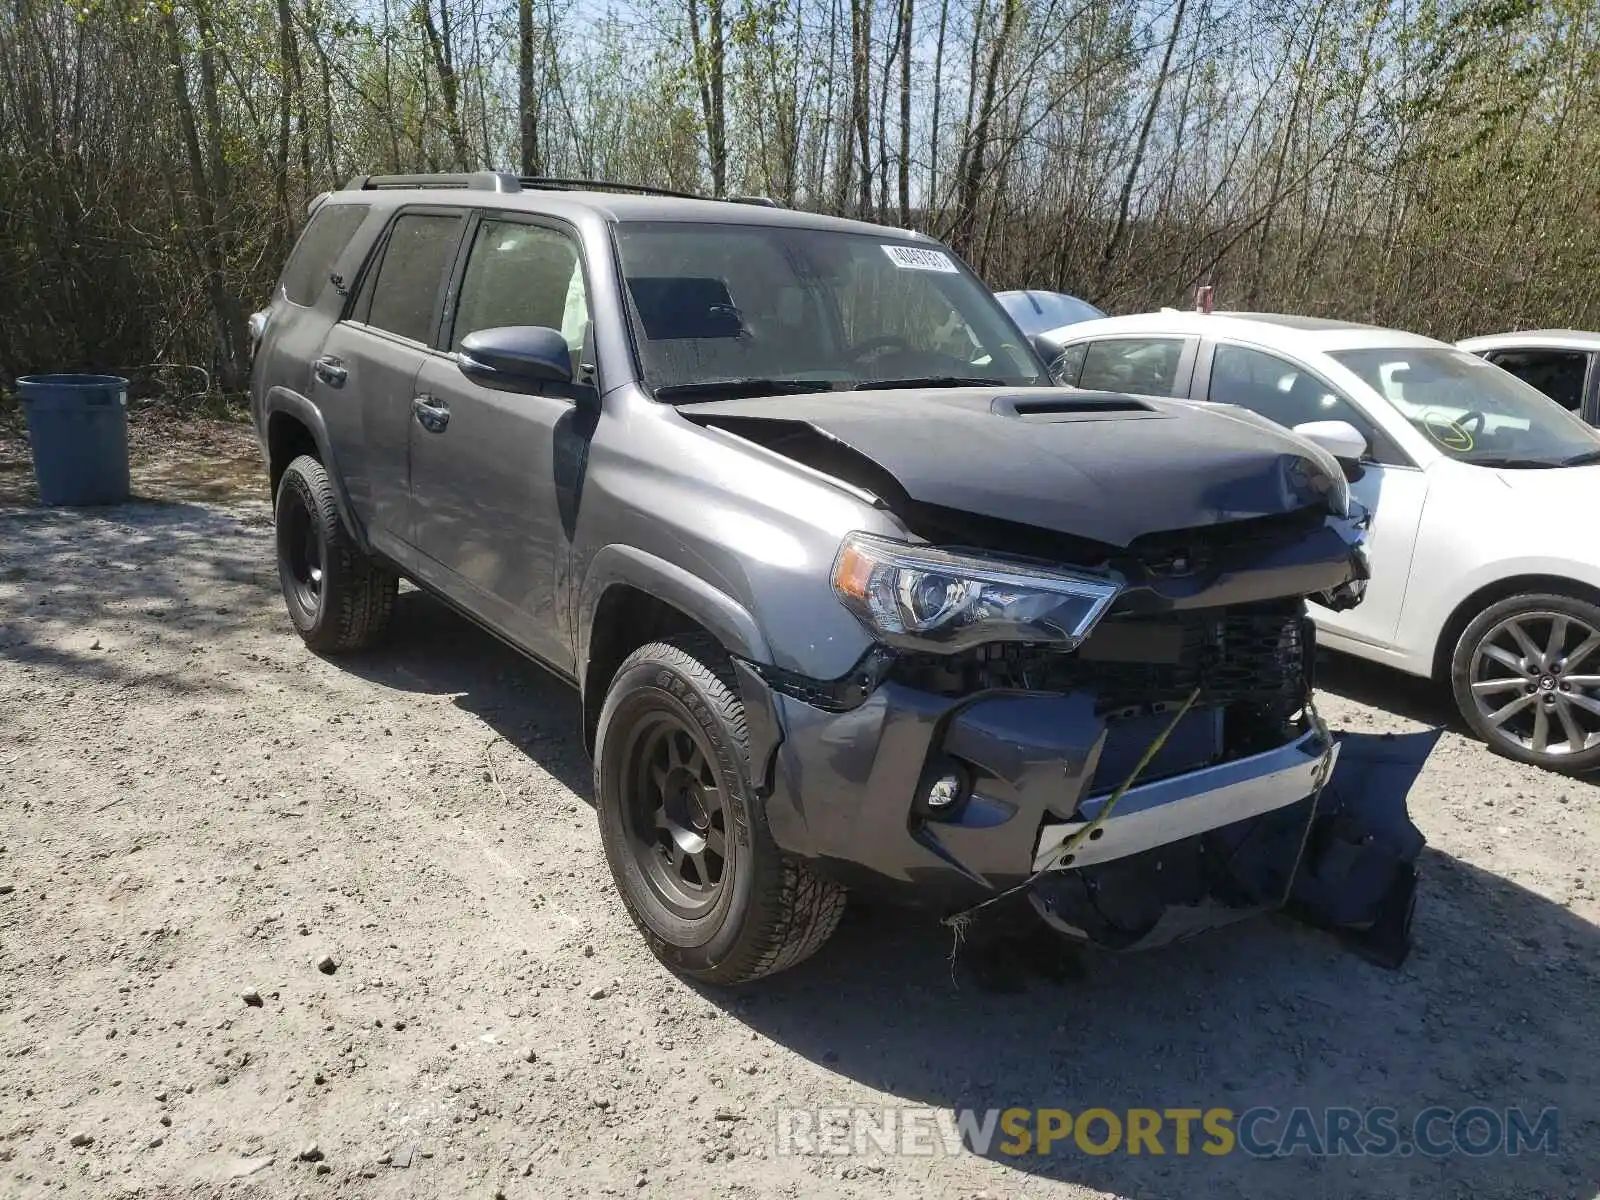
[249,173,1419,984]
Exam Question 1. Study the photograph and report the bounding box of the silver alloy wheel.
[1469,610,1600,757]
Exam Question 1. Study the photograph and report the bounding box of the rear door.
[407,212,595,671]
[312,207,467,562]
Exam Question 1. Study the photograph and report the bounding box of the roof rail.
[517,176,703,200]
[519,177,783,207]
[342,171,787,209]
[345,172,522,193]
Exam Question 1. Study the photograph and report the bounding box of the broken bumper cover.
[1031,728,1335,871]
[745,673,1422,965]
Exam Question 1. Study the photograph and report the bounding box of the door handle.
[412,394,450,433]
[314,356,347,388]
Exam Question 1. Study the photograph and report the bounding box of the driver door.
[1198,341,1429,656]
[407,214,592,671]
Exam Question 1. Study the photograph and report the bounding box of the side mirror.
[458,326,574,393]
[1293,419,1367,464]
[1030,331,1080,385]
[1031,330,1067,367]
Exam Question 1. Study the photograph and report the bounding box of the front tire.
[274,454,397,653]
[595,635,846,984]
[1450,591,1600,772]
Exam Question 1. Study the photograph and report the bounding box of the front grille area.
[890,600,1312,776]
[1119,505,1329,580]
[890,601,1310,717]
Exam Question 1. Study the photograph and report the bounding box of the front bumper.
[744,670,1420,963]
[750,674,1331,907]
[1031,727,1336,871]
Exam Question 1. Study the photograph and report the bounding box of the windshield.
[613,221,1047,397]
[1329,347,1600,466]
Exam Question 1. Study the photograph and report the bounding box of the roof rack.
[343,171,785,208]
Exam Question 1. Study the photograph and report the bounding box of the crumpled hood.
[679,386,1343,547]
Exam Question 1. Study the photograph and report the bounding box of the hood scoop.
[676,386,1341,546]
[989,391,1159,421]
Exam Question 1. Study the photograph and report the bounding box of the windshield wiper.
[1559,449,1600,467]
[853,375,1003,390]
[1467,456,1561,469]
[653,377,838,402]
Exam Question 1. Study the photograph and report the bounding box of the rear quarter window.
[280,204,370,306]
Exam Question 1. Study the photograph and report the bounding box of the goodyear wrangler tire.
[595,634,846,984]
[274,454,397,653]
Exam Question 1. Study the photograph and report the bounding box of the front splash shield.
[1029,729,1427,967]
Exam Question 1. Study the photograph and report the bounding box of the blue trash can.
[16,374,131,506]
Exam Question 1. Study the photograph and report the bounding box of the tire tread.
[601,633,846,984]
[276,454,397,653]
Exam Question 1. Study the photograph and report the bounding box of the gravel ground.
[1,496,1597,1200]
[0,407,262,510]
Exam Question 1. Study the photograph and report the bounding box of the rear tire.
[274,454,397,653]
[594,634,846,984]
[1450,591,1600,773]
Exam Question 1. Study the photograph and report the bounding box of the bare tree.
[418,0,472,170]
[5,0,1600,392]
[518,0,541,175]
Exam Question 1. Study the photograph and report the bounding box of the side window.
[280,204,369,306]
[1486,349,1589,412]
[1050,342,1088,386]
[1209,343,1383,457]
[364,213,464,344]
[449,220,590,371]
[1077,338,1185,396]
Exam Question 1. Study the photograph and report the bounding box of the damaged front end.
[1026,704,1424,969]
[741,493,1420,968]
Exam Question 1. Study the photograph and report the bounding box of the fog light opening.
[927,772,962,811]
[918,761,971,822]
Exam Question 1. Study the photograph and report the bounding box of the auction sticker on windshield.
[883,245,959,273]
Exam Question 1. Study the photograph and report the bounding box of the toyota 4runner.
[249,172,1420,984]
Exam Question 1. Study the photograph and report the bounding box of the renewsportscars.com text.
[775,1105,1559,1159]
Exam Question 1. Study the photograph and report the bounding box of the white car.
[1455,329,1600,426]
[1034,311,1600,771]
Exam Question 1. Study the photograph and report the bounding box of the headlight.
[831,533,1122,653]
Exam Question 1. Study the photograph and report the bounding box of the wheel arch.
[263,388,367,551]
[577,547,773,756]
[1432,573,1600,679]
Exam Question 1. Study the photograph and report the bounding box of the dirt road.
[1,497,1597,1199]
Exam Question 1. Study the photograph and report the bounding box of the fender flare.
[576,545,772,684]
[262,387,369,552]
